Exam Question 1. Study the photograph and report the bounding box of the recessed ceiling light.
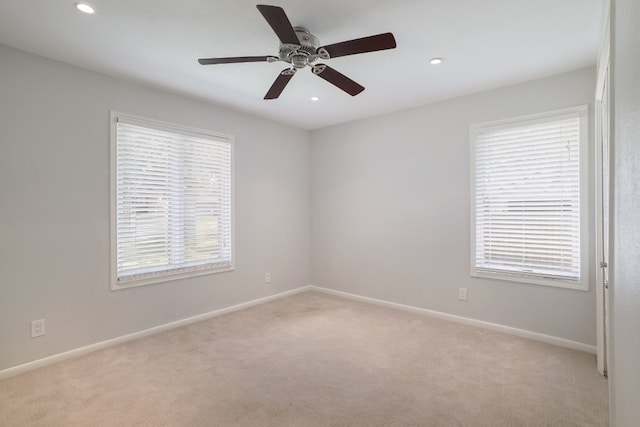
[75,3,95,14]
[429,57,443,65]
[310,97,320,101]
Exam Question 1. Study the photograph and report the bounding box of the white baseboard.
[0,286,313,380]
[309,285,597,354]
[1,284,595,380]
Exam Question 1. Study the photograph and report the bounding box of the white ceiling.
[0,0,605,129]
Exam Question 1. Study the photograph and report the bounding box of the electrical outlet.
[31,319,46,338]
[458,288,468,301]
[265,273,271,284]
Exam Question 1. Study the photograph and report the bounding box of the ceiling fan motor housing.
[279,27,321,68]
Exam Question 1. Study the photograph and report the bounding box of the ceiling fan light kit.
[198,4,397,100]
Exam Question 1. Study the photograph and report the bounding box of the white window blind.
[112,114,233,288]
[471,108,586,288]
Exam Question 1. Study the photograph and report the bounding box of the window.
[110,113,233,289]
[470,106,588,290]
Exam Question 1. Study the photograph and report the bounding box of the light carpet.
[0,291,609,426]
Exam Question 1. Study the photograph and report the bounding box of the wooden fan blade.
[319,33,396,59]
[198,56,272,65]
[313,65,364,96]
[256,5,299,45]
[264,69,295,99]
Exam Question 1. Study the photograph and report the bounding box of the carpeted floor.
[0,291,608,426]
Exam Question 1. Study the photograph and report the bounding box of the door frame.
[594,6,610,376]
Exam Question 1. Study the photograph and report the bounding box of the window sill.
[111,266,235,290]
[471,269,588,291]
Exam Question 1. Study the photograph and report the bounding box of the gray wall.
[0,41,604,373]
[0,44,311,370]
[610,0,640,425]
[311,67,597,346]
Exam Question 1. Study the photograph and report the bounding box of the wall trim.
[0,286,313,380]
[1,284,596,379]
[309,285,597,354]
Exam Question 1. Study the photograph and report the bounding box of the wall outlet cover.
[31,319,46,338]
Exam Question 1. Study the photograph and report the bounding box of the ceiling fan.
[198,4,397,100]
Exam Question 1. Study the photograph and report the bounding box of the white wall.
[311,67,597,346]
[610,0,640,425]
[0,44,311,370]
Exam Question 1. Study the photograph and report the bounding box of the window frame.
[110,111,235,290]
[469,106,589,291]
